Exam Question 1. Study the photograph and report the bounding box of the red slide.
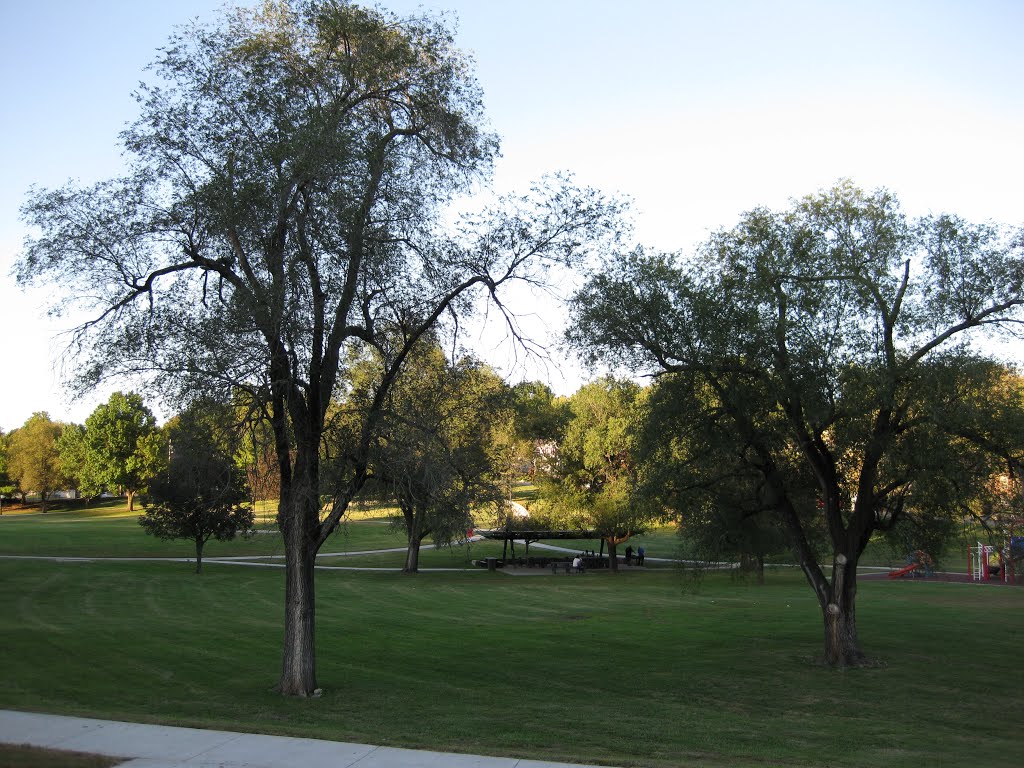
[888,562,920,579]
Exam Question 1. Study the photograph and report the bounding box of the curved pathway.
[0,710,617,768]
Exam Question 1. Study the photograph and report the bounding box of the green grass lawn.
[2,503,1021,767]
[0,503,411,560]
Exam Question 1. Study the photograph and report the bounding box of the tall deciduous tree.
[0,430,16,513]
[8,413,66,512]
[569,182,1024,665]
[544,376,648,572]
[18,0,624,695]
[357,339,507,572]
[82,392,164,511]
[55,423,91,500]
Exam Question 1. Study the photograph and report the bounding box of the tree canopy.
[634,375,799,583]
[569,181,1024,665]
[0,430,17,512]
[18,0,625,696]
[7,413,67,512]
[79,392,164,510]
[540,376,649,571]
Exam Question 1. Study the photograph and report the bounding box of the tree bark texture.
[279,530,318,696]
[404,540,421,573]
[276,456,321,697]
[822,553,866,667]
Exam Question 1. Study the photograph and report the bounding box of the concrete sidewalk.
[0,710,617,768]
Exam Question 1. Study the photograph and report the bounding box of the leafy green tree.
[634,376,801,583]
[889,358,1024,567]
[357,340,508,572]
[140,403,253,573]
[17,0,625,695]
[569,182,1024,665]
[0,430,17,513]
[7,413,66,512]
[511,381,570,443]
[82,392,164,511]
[543,376,649,571]
[508,380,570,481]
[485,381,567,501]
[56,424,94,500]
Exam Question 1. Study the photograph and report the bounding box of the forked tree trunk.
[821,553,866,667]
[127,489,136,512]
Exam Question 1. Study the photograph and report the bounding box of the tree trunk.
[822,553,866,667]
[405,539,421,572]
[195,538,204,574]
[278,532,318,696]
[276,466,321,697]
[127,489,136,512]
[402,501,422,573]
[607,540,618,572]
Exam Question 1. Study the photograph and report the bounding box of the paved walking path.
[0,710,616,768]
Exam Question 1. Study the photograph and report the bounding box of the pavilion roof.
[475,529,601,541]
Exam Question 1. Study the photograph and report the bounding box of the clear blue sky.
[2,0,1022,429]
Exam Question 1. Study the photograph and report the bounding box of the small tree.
[506,381,570,483]
[354,340,507,572]
[56,424,94,501]
[140,405,252,573]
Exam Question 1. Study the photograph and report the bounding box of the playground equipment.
[968,542,1017,583]
[888,550,933,579]
[888,562,921,579]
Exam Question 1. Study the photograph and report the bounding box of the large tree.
[18,0,623,695]
[543,376,649,572]
[81,392,164,511]
[569,182,1024,665]
[0,430,17,513]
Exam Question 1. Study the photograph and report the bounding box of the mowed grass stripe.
[2,558,1021,767]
